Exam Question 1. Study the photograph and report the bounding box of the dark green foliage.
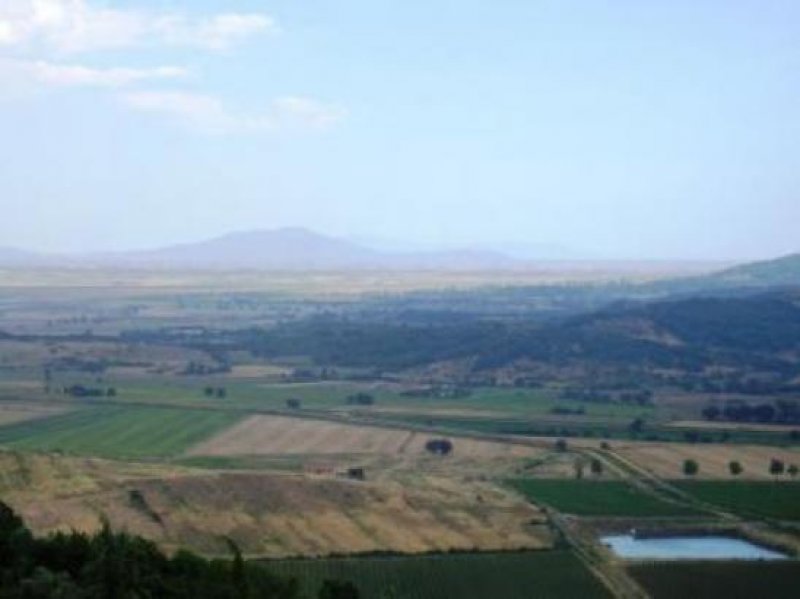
[346,393,374,406]
[769,458,785,476]
[629,560,800,599]
[424,438,453,455]
[0,501,309,599]
[682,459,699,476]
[268,550,611,599]
[318,579,360,599]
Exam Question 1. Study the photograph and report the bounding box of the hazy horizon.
[2,1,798,261]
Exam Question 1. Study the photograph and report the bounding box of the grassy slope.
[265,550,611,599]
[508,479,701,517]
[0,405,242,458]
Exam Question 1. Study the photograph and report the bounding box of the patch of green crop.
[507,479,701,517]
[0,406,242,458]
[676,481,800,521]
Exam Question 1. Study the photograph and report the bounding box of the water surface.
[601,534,788,560]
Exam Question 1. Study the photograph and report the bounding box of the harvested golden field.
[187,414,538,458]
[0,451,551,557]
[0,402,68,426]
[614,441,800,480]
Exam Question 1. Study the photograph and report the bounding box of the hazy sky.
[1,1,798,259]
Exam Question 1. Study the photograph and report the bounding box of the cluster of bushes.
[203,386,227,399]
[63,385,115,398]
[559,388,652,406]
[0,502,358,599]
[702,400,800,425]
[345,393,374,406]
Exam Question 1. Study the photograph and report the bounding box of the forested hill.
[123,290,800,377]
[709,253,800,286]
[477,291,800,370]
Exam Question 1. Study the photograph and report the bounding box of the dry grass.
[0,450,551,557]
[613,441,800,480]
[0,402,68,426]
[187,414,538,459]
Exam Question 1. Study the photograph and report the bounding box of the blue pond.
[601,534,788,560]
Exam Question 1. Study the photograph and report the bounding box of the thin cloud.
[121,91,346,134]
[0,0,276,53]
[2,58,188,87]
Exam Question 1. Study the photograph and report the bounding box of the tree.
[590,458,604,476]
[286,398,301,410]
[573,459,585,479]
[424,438,453,455]
[628,418,645,435]
[788,464,799,478]
[554,439,568,452]
[319,580,360,599]
[770,458,785,477]
[683,459,699,476]
[203,386,214,397]
[346,393,374,406]
[702,405,721,421]
[728,461,743,476]
[215,387,227,399]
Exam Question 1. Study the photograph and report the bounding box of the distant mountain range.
[0,228,522,271]
[0,228,797,278]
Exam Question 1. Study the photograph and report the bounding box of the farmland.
[507,479,702,517]
[676,481,800,521]
[614,442,800,480]
[628,561,800,599]
[0,401,68,426]
[265,550,612,599]
[1,270,800,597]
[188,414,540,458]
[0,405,243,458]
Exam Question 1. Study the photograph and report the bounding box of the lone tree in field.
[590,458,604,476]
[286,398,301,410]
[554,439,568,452]
[424,438,453,456]
[769,458,785,477]
[788,464,799,478]
[683,459,699,477]
[729,460,743,476]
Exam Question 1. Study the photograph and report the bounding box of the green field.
[628,561,800,599]
[263,550,611,599]
[508,479,701,517]
[0,405,242,458]
[676,481,800,521]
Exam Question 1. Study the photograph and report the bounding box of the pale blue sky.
[1,1,798,259]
